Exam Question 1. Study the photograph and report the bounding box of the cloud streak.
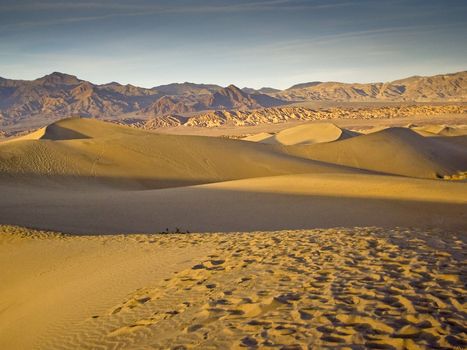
[0,0,352,13]
[0,0,357,31]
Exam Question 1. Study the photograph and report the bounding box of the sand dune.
[1,226,465,349]
[284,127,467,179]
[1,117,466,349]
[0,118,466,233]
[242,131,276,143]
[0,118,352,189]
[244,122,358,145]
[2,117,144,143]
[411,123,467,137]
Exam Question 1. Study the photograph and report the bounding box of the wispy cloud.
[203,22,467,59]
[0,0,351,12]
[0,0,355,31]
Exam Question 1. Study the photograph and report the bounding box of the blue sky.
[0,0,466,89]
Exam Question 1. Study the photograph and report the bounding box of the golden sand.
[0,226,465,349]
[0,118,466,349]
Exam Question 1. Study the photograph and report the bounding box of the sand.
[0,117,466,349]
[0,118,352,190]
[411,124,467,137]
[0,173,466,234]
[1,226,465,349]
[283,127,467,179]
[1,118,465,233]
[244,123,358,145]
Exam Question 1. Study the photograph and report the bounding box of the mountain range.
[0,71,465,129]
[270,71,466,102]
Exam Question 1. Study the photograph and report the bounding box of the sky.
[0,0,466,89]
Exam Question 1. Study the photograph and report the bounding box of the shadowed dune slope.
[244,122,358,145]
[0,173,465,234]
[284,127,467,179]
[0,118,354,189]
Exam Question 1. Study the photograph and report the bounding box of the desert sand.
[243,123,358,145]
[0,117,466,349]
[1,226,465,349]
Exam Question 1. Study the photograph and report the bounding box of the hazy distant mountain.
[242,87,281,94]
[144,95,206,116]
[286,82,322,90]
[144,84,284,116]
[209,85,283,109]
[0,73,283,127]
[0,72,160,126]
[274,71,467,101]
[153,82,222,95]
[0,71,465,130]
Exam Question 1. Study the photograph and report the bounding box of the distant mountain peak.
[287,81,322,90]
[242,87,281,94]
[36,72,81,85]
[218,84,245,97]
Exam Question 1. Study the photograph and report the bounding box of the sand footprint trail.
[35,228,467,350]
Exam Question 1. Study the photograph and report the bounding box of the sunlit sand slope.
[1,226,465,349]
[0,118,351,189]
[244,123,358,145]
[411,124,467,137]
[284,127,467,179]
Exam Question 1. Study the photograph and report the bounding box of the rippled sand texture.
[2,226,464,349]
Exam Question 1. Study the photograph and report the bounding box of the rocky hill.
[0,73,284,128]
[142,85,284,116]
[272,71,467,102]
[0,71,465,131]
[121,105,467,129]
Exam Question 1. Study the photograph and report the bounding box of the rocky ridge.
[120,105,467,129]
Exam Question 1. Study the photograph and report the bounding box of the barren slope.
[284,127,467,179]
[0,118,350,189]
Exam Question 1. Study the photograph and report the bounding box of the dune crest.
[285,127,467,179]
[244,122,358,145]
[0,118,353,190]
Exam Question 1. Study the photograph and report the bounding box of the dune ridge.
[0,118,354,190]
[0,118,466,234]
[283,127,467,179]
[244,123,358,145]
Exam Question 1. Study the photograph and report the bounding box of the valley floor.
[0,226,465,349]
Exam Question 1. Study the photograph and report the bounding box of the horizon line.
[1,69,466,91]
